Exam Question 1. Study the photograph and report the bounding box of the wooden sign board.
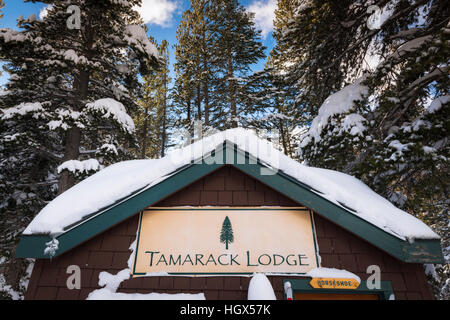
[131,208,319,275]
[309,278,360,290]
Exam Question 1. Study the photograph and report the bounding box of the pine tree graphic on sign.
[220,216,234,250]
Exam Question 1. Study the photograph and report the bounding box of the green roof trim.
[16,141,444,263]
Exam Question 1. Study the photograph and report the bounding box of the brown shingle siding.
[223,277,241,290]
[178,190,201,205]
[87,251,114,268]
[158,277,174,290]
[232,191,248,205]
[57,287,80,300]
[248,191,265,205]
[217,191,233,205]
[119,277,142,289]
[264,188,279,205]
[204,175,225,191]
[100,235,133,252]
[317,238,333,254]
[225,170,245,190]
[200,191,218,205]
[141,276,160,289]
[190,277,206,290]
[173,277,190,290]
[206,277,224,290]
[34,286,58,300]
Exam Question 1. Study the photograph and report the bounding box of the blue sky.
[0,0,277,87]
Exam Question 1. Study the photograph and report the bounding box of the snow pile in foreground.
[24,128,438,240]
[306,268,361,283]
[247,274,276,300]
[88,290,205,300]
[86,240,205,300]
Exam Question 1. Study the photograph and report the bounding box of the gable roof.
[16,129,444,263]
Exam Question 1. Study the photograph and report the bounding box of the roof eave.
[16,142,445,263]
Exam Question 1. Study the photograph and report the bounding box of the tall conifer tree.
[209,0,265,128]
[136,38,171,158]
[273,0,449,298]
[173,0,265,131]
[0,0,159,296]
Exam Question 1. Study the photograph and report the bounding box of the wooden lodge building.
[16,129,444,300]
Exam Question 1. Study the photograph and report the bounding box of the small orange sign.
[309,278,360,290]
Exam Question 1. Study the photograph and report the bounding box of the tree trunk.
[203,79,209,127]
[57,70,89,195]
[161,71,167,158]
[202,18,210,127]
[187,99,191,123]
[57,19,93,194]
[196,84,202,121]
[279,119,289,156]
[228,48,237,128]
[141,105,149,158]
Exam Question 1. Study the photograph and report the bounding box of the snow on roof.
[23,128,439,240]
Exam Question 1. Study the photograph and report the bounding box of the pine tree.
[172,9,196,130]
[0,0,4,77]
[220,216,234,250]
[135,38,171,158]
[0,0,159,297]
[0,1,159,193]
[272,0,366,117]
[242,58,303,157]
[173,0,266,132]
[172,0,218,135]
[209,0,265,128]
[283,0,449,298]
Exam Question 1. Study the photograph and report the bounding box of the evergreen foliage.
[135,38,171,158]
[0,0,159,297]
[276,0,449,298]
[173,0,265,131]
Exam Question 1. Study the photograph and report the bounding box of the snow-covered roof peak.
[23,128,439,241]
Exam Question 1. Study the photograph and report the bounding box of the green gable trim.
[283,278,394,300]
[16,142,444,263]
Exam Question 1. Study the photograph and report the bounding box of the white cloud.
[135,0,177,27]
[247,0,277,38]
[39,5,52,20]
